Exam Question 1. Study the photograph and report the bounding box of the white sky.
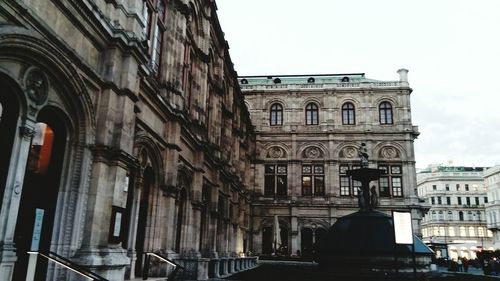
[215,0,500,169]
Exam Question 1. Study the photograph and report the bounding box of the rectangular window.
[302,164,325,196]
[448,226,455,237]
[433,185,437,190]
[485,197,489,203]
[466,197,471,206]
[465,184,469,191]
[446,197,451,205]
[264,164,287,197]
[437,197,442,205]
[475,197,480,205]
[445,184,449,191]
[378,164,403,197]
[150,23,163,73]
[431,197,435,205]
[459,226,467,237]
[456,184,460,190]
[457,197,462,205]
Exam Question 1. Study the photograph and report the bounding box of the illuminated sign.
[393,211,413,245]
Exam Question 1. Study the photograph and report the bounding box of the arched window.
[270,103,283,126]
[342,102,355,125]
[379,101,393,124]
[305,103,318,125]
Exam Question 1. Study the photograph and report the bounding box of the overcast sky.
[215,0,500,169]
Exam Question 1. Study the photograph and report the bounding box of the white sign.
[113,212,122,237]
[393,211,413,244]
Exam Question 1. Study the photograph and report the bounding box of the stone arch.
[0,33,96,145]
[373,96,397,108]
[338,97,361,109]
[264,98,288,110]
[134,133,165,186]
[260,143,290,160]
[301,98,323,108]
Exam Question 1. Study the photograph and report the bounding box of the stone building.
[240,72,427,259]
[0,0,256,280]
[417,166,493,260]
[484,165,500,249]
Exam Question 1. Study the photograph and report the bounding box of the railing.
[143,252,184,280]
[28,251,108,281]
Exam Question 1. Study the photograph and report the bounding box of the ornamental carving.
[267,146,286,158]
[380,146,399,159]
[303,146,323,159]
[24,68,48,105]
[342,147,357,159]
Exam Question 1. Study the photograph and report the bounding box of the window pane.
[277,165,287,174]
[302,165,312,174]
[379,177,390,197]
[340,176,350,196]
[265,165,275,174]
[391,166,401,174]
[314,165,324,174]
[352,180,361,196]
[339,165,349,174]
[302,176,312,196]
[264,175,275,196]
[276,175,287,196]
[392,177,402,197]
[314,176,325,196]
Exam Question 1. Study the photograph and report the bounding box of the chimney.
[397,68,409,82]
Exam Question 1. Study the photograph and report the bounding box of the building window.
[445,184,449,191]
[466,197,470,206]
[341,102,355,125]
[305,103,319,125]
[446,197,451,205]
[456,184,460,191]
[270,103,283,126]
[302,165,325,196]
[437,197,442,205]
[438,211,444,220]
[469,226,475,237]
[431,197,435,205]
[147,0,166,73]
[264,164,287,197]
[459,211,464,221]
[339,164,361,196]
[447,211,453,220]
[457,197,462,205]
[475,197,480,205]
[465,184,469,191]
[378,164,403,197]
[459,226,467,237]
[478,227,485,237]
[448,226,455,237]
[485,197,488,203]
[432,185,437,190]
[379,101,393,124]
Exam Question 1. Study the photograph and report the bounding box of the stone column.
[0,120,35,281]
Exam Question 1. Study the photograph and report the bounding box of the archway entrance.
[0,77,20,211]
[134,167,154,277]
[12,108,67,281]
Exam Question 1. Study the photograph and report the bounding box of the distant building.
[484,165,500,249]
[241,72,427,259]
[417,166,493,260]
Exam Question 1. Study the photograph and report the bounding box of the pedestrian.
[457,258,463,272]
[463,257,469,272]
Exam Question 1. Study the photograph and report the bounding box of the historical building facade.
[484,165,500,249]
[417,166,493,260]
[240,71,427,259]
[0,0,256,280]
